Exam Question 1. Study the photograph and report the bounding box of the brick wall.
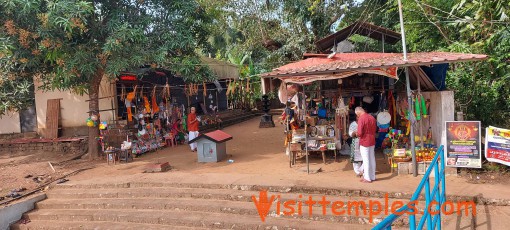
[0,139,87,155]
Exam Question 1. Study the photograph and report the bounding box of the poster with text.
[485,126,510,167]
[445,121,482,168]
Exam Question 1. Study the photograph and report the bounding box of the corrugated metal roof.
[200,56,239,80]
[261,52,487,78]
[315,21,402,52]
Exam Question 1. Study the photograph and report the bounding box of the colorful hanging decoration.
[415,95,421,121]
[99,121,108,130]
[143,96,151,113]
[388,91,397,127]
[421,96,428,118]
[86,117,96,127]
[151,86,159,115]
[126,87,136,122]
[162,81,171,99]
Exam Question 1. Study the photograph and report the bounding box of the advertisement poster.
[445,121,482,168]
[485,126,510,167]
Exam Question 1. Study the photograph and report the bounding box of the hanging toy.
[99,121,108,130]
[86,118,95,127]
[143,96,151,113]
[415,96,421,121]
[427,127,432,140]
[406,120,411,135]
[424,98,430,118]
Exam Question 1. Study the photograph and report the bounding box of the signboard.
[485,126,510,166]
[445,121,482,168]
[119,75,137,82]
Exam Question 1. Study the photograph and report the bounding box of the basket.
[392,157,412,163]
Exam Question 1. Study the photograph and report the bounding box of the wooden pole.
[303,87,309,174]
[418,73,424,149]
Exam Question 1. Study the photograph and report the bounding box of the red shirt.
[187,113,199,132]
[357,113,377,147]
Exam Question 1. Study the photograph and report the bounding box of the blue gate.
[373,145,446,230]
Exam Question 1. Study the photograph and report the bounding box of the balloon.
[86,118,95,127]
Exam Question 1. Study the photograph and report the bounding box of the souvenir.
[99,121,108,130]
[86,118,95,127]
[377,111,391,129]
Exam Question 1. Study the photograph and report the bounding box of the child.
[171,119,184,144]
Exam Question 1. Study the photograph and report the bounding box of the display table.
[289,136,336,166]
[104,149,118,165]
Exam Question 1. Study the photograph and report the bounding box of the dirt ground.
[459,168,510,184]
[2,116,510,204]
[0,149,94,202]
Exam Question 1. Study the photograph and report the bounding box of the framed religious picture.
[445,121,482,168]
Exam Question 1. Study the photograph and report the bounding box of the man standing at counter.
[355,107,377,183]
[187,107,200,152]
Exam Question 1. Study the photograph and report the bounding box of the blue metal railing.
[373,145,446,230]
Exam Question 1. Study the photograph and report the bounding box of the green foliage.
[0,0,214,114]
[371,0,510,127]
[202,0,351,72]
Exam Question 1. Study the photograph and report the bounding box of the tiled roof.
[261,52,487,78]
[188,130,233,144]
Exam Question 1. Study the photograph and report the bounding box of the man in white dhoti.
[349,121,363,177]
[187,107,199,152]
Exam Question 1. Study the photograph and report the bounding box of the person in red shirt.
[187,107,200,152]
[356,107,377,183]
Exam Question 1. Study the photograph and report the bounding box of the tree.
[390,0,510,127]
[339,0,510,127]
[202,0,354,72]
[1,0,214,159]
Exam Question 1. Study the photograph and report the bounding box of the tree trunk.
[88,69,104,160]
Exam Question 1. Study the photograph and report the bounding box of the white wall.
[418,91,455,148]
[0,111,21,134]
[34,78,116,134]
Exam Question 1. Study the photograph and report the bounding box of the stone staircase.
[11,182,415,230]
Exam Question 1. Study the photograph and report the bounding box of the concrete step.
[42,187,413,226]
[51,182,418,201]
[11,220,222,230]
[22,209,368,230]
[35,197,404,225]
[46,187,254,200]
[45,186,415,208]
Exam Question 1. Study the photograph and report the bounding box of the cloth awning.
[261,52,487,84]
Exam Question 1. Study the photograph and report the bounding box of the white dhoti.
[349,122,364,176]
[360,145,376,182]
[353,162,363,176]
[188,131,199,150]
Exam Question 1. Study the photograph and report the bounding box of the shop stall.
[262,52,487,174]
[90,68,233,161]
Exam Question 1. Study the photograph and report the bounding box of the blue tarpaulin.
[420,64,449,90]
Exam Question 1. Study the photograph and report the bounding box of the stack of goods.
[416,148,437,162]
